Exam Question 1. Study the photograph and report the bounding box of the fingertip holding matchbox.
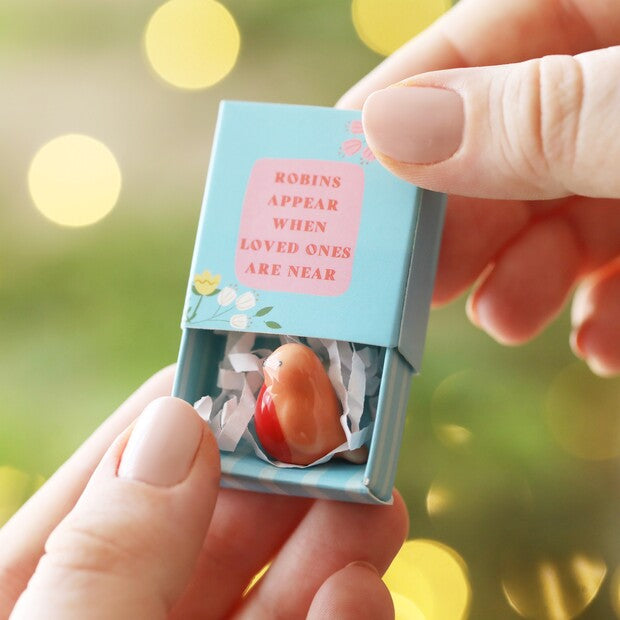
[173,101,445,504]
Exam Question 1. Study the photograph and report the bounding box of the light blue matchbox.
[173,101,445,504]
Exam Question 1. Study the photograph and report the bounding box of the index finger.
[337,0,620,109]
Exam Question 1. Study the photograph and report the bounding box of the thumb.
[11,397,220,620]
[362,46,620,200]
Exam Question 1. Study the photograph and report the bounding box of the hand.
[338,0,620,376]
[0,367,406,619]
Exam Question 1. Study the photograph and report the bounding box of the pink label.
[236,159,364,296]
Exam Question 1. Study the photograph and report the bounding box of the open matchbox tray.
[173,101,445,504]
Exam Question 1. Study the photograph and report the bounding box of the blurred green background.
[1,1,619,618]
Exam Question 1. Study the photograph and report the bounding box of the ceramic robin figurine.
[254,343,346,465]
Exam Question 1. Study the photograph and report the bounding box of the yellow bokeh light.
[425,483,453,517]
[0,466,44,526]
[430,370,490,452]
[352,0,452,57]
[546,364,620,461]
[243,563,269,596]
[391,590,425,620]
[611,566,620,618]
[144,0,240,90]
[384,539,471,619]
[28,134,121,227]
[425,460,532,526]
[435,423,473,448]
[502,548,607,620]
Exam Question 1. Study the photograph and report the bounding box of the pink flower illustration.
[339,119,377,166]
[340,138,362,157]
[348,120,364,134]
[361,146,376,163]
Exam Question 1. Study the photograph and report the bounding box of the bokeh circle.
[144,0,240,90]
[28,134,121,227]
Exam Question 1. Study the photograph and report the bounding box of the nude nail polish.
[362,86,464,164]
[118,396,203,487]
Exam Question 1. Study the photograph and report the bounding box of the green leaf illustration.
[206,288,221,297]
[265,321,281,329]
[191,285,199,295]
[255,306,273,317]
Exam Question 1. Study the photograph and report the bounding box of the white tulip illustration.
[217,286,237,307]
[235,291,256,311]
[230,313,249,329]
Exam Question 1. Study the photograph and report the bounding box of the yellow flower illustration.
[194,270,221,296]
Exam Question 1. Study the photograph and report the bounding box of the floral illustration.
[361,145,376,164]
[217,286,237,306]
[340,138,362,157]
[186,269,282,331]
[193,269,221,295]
[339,121,376,165]
[235,291,256,311]
[229,313,249,329]
[348,119,364,134]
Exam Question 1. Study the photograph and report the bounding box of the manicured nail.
[465,293,480,327]
[570,323,616,376]
[362,86,464,164]
[569,327,586,359]
[118,396,203,487]
[472,295,520,346]
[346,560,380,575]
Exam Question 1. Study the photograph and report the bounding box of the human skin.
[338,0,620,377]
[0,367,404,619]
[4,3,620,617]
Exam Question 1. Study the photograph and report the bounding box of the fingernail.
[474,296,522,346]
[570,322,617,376]
[346,561,380,575]
[585,357,617,378]
[118,396,203,487]
[465,293,480,327]
[362,86,464,164]
[569,327,586,359]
